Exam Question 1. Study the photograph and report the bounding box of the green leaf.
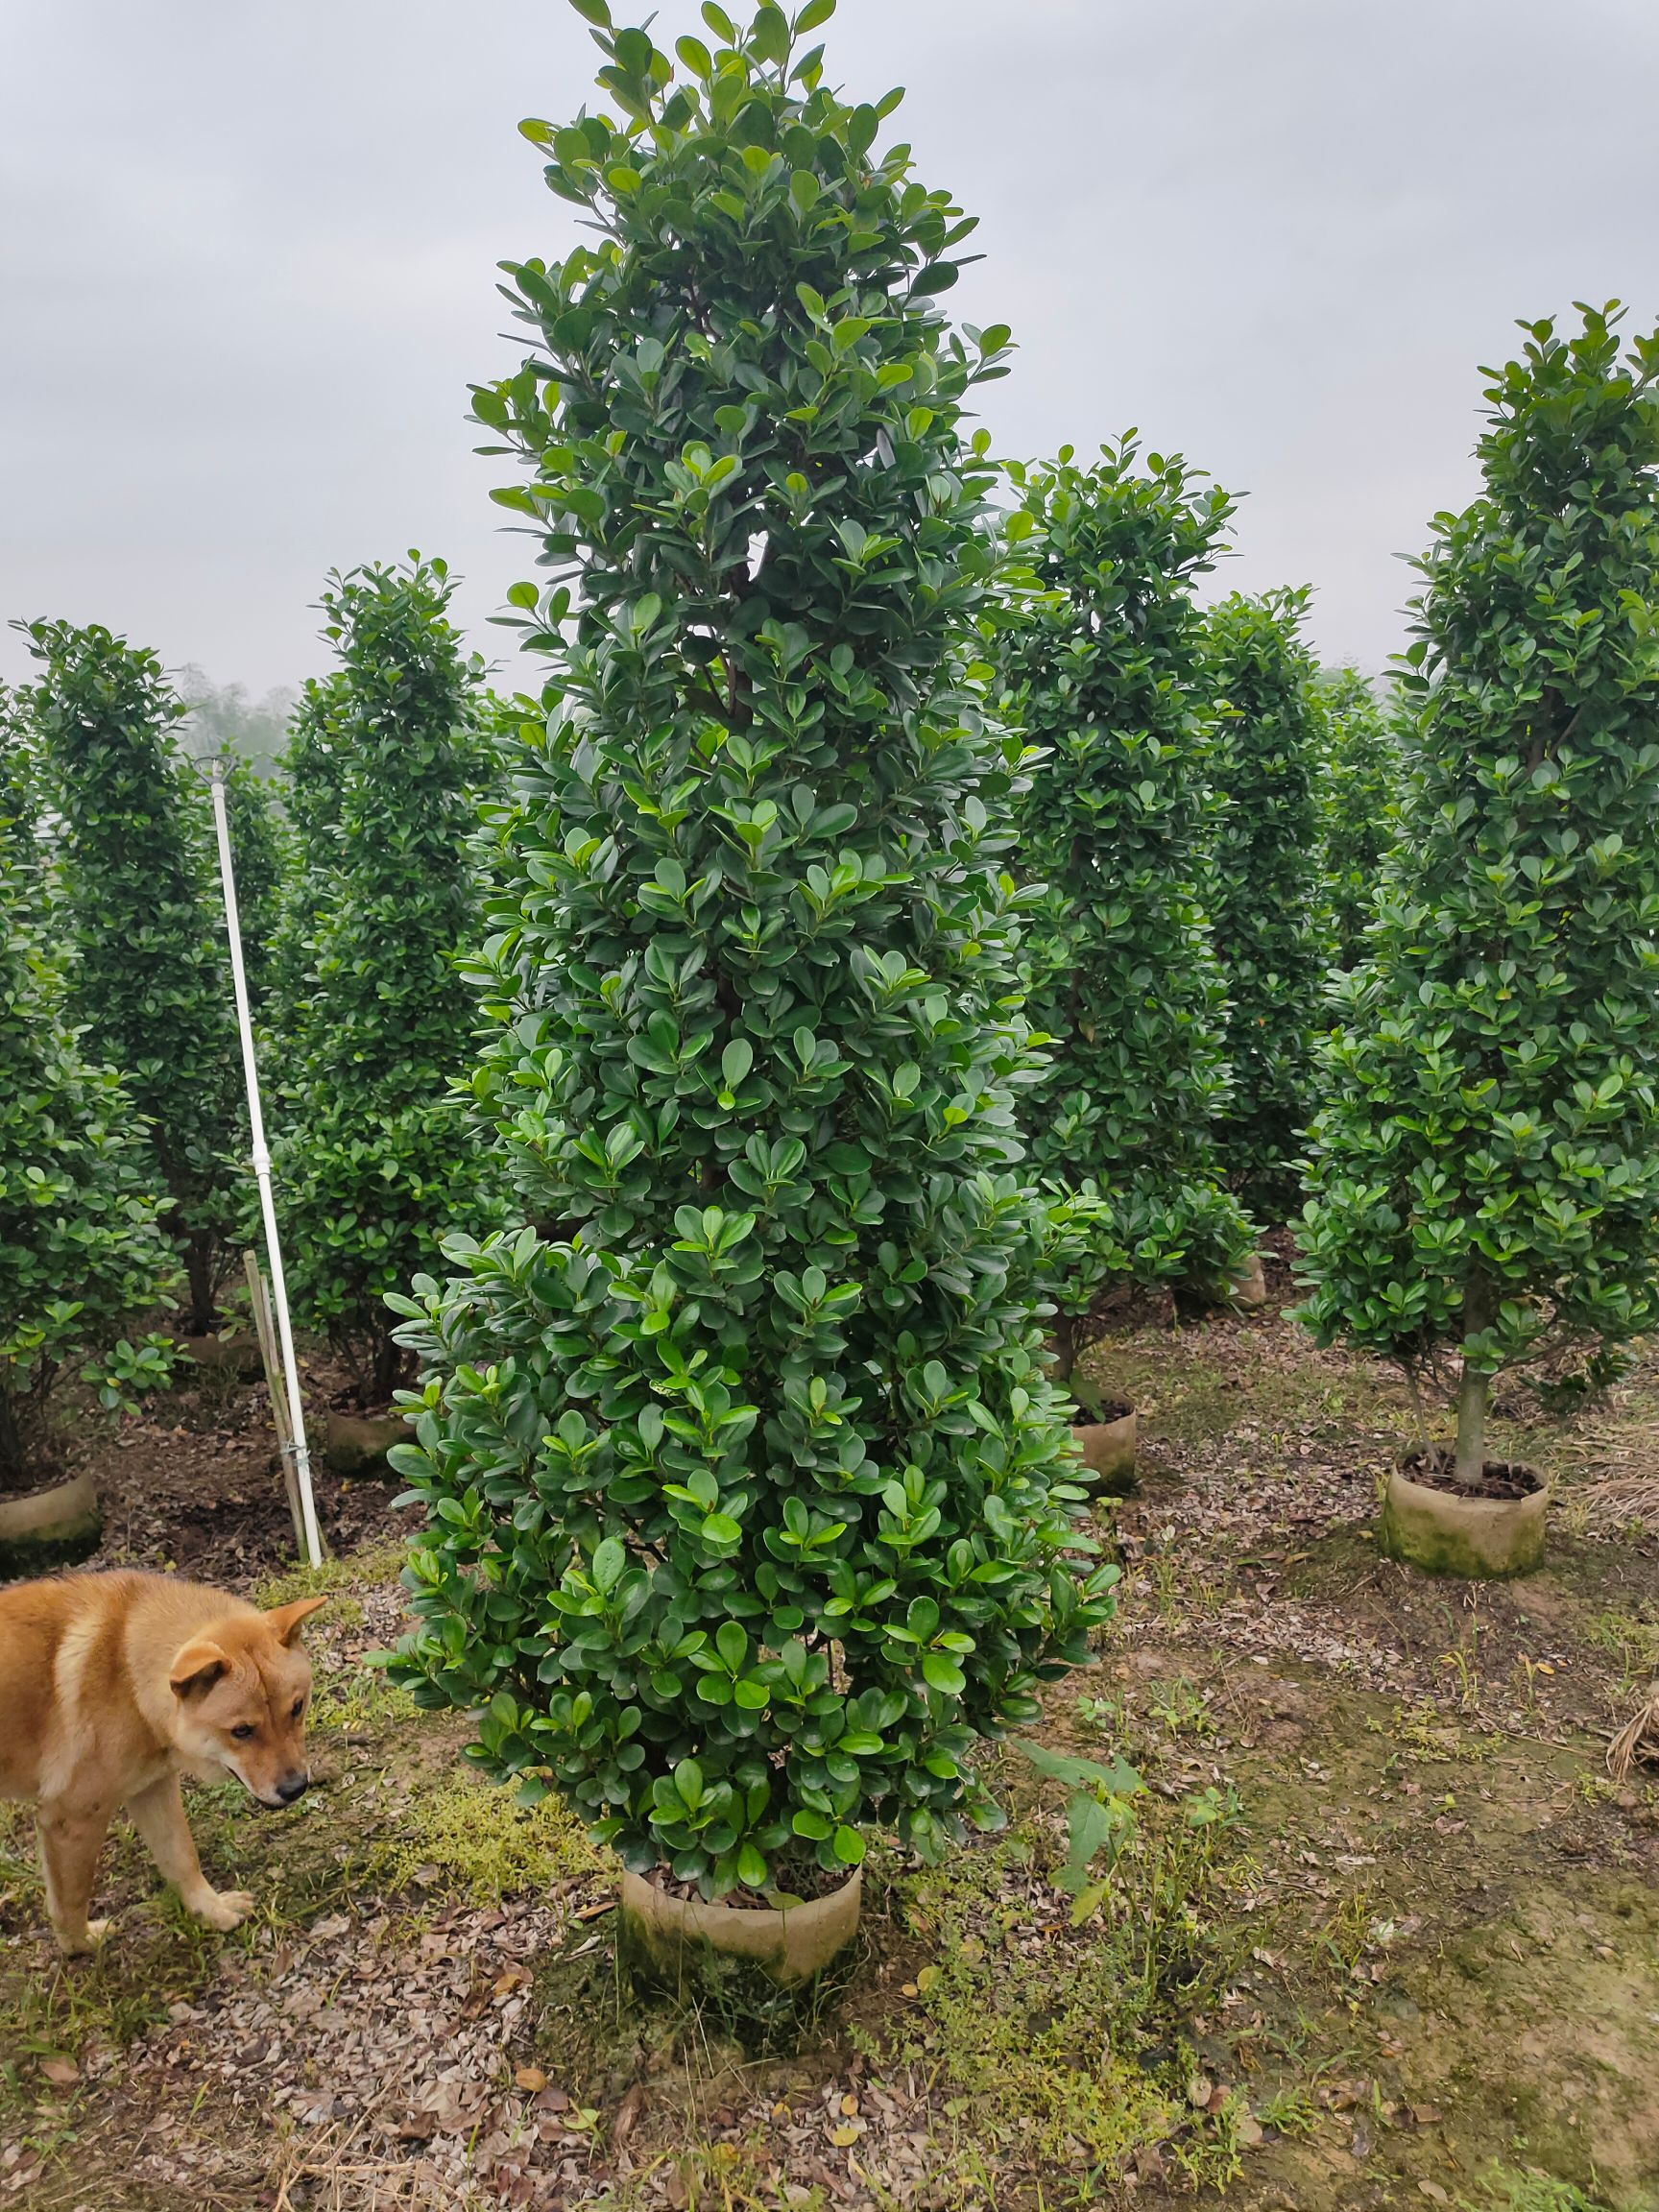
[1011,1739,1142,1798]
[590,1536,625,1592]
[921,1652,965,1695]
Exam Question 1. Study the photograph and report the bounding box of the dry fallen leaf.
[613,2081,645,2149]
[38,2056,79,2087]
[839,2093,859,2117]
[1187,2073,1214,2108]
[515,2065,548,2093]
[829,2124,862,2149]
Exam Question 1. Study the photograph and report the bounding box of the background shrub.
[1297,304,1659,1477]
[217,757,287,1018]
[999,439,1255,1350]
[268,558,498,1404]
[1201,588,1327,1218]
[1317,666,1400,972]
[18,619,244,1334]
[0,728,173,1489]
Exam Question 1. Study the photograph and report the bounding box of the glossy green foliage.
[998,441,1255,1312]
[1318,668,1400,970]
[1202,589,1327,1217]
[268,672,350,1019]
[388,0,1118,1900]
[220,758,287,1016]
[0,733,173,1487]
[1298,305,1659,1403]
[0,687,41,878]
[269,559,499,1404]
[18,621,243,1333]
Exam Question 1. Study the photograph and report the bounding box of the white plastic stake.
[204,760,324,1568]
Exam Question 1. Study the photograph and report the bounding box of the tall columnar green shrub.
[0,686,41,877]
[0,736,174,1489]
[220,758,288,1017]
[1202,588,1326,1216]
[387,0,1118,1899]
[268,672,350,1021]
[1298,305,1659,1482]
[1318,667,1400,970]
[269,559,498,1404]
[999,441,1255,1341]
[19,621,244,1333]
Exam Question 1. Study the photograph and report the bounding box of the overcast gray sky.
[2,1,1656,702]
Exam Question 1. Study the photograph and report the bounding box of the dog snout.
[275,1772,309,1805]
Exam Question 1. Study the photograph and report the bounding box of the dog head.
[168,1597,327,1808]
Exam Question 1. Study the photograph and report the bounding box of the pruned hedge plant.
[268,559,499,1407]
[18,620,244,1334]
[1316,667,1399,972]
[387,0,1118,1915]
[0,727,174,1504]
[1297,303,1659,1574]
[1202,589,1327,1218]
[998,439,1255,1357]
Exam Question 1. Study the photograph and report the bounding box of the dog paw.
[195,1889,255,1933]
[58,1918,109,1958]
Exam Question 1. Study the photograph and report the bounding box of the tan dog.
[0,1571,325,1955]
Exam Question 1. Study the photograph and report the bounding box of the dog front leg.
[37,1799,115,1957]
[125,1773,254,1933]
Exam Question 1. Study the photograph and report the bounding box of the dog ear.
[170,1638,229,1699]
[264,1596,327,1648]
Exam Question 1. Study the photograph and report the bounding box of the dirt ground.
[4,1278,1659,2212]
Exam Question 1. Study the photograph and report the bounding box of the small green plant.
[1297,305,1659,1485]
[1147,1675,1217,1740]
[83,1331,180,1415]
[1257,2083,1318,2139]
[1011,1738,1143,1920]
[1182,1783,1243,1832]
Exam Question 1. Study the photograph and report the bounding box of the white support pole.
[204,760,324,1568]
